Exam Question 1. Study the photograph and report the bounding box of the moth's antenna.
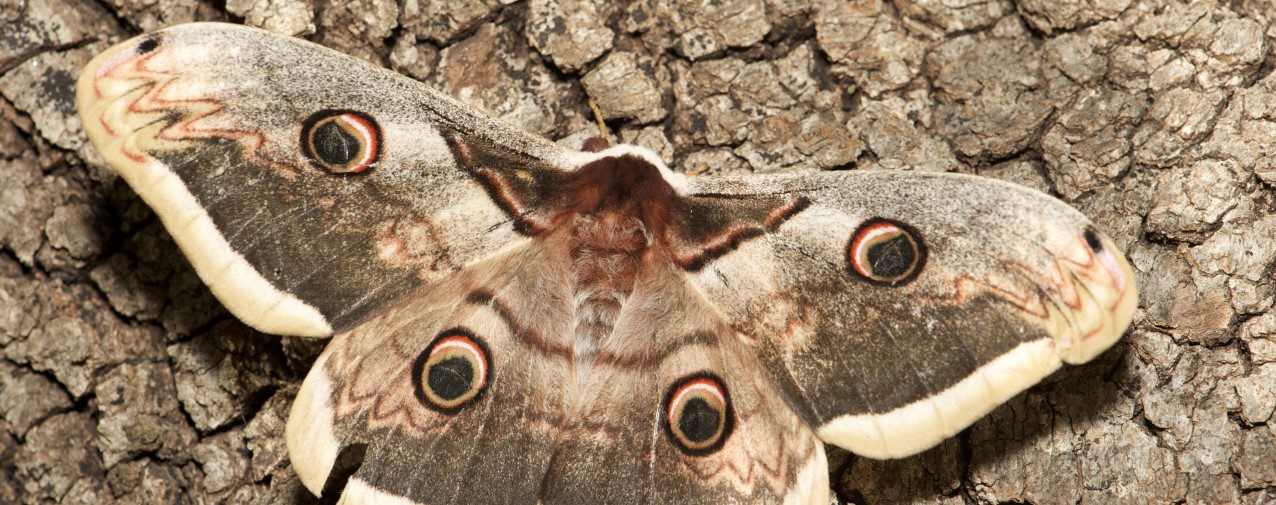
[588,98,609,140]
[583,98,611,152]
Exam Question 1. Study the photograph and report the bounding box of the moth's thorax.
[559,154,672,382]
[564,154,677,237]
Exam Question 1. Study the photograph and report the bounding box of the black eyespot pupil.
[427,357,473,401]
[1084,228,1104,253]
[312,120,360,166]
[678,398,721,443]
[866,234,915,279]
[137,37,159,54]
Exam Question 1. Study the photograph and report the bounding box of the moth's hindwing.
[288,239,831,504]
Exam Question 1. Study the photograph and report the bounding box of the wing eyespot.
[663,373,733,455]
[847,218,927,286]
[300,110,381,174]
[411,329,491,414]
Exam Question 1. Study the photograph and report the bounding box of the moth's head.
[566,143,688,192]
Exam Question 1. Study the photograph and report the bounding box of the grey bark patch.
[653,0,771,60]
[527,0,614,71]
[0,46,97,152]
[1017,0,1129,34]
[1145,159,1247,243]
[853,97,955,172]
[895,0,1010,34]
[191,431,252,494]
[0,154,53,265]
[400,0,499,45]
[95,361,198,466]
[15,413,107,503]
[97,0,222,32]
[2,273,165,397]
[0,360,71,437]
[816,0,924,98]
[1041,88,1145,200]
[44,201,109,261]
[106,458,189,503]
[1243,314,1276,365]
[929,21,1055,159]
[1235,364,1276,426]
[91,221,224,337]
[315,0,397,58]
[1132,88,1227,167]
[432,22,584,137]
[389,34,439,81]
[226,0,315,36]
[619,126,674,162]
[0,0,122,73]
[1236,426,1276,489]
[170,321,286,431]
[582,51,666,124]
[243,389,295,480]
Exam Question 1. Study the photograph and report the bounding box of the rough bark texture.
[2,0,1275,503]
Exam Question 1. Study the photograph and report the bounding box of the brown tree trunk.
[2,0,1274,503]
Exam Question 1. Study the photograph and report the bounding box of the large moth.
[76,23,1138,504]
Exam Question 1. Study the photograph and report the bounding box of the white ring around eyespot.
[670,379,726,410]
[431,337,487,382]
[337,114,377,170]
[851,224,902,267]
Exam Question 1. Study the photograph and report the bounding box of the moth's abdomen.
[564,212,649,383]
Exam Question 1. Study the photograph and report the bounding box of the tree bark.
[2,0,1274,503]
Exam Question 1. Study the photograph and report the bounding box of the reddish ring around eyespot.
[300,110,381,174]
[411,329,491,414]
[846,218,926,286]
[662,373,733,455]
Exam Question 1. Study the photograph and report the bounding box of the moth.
[76,23,1138,504]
